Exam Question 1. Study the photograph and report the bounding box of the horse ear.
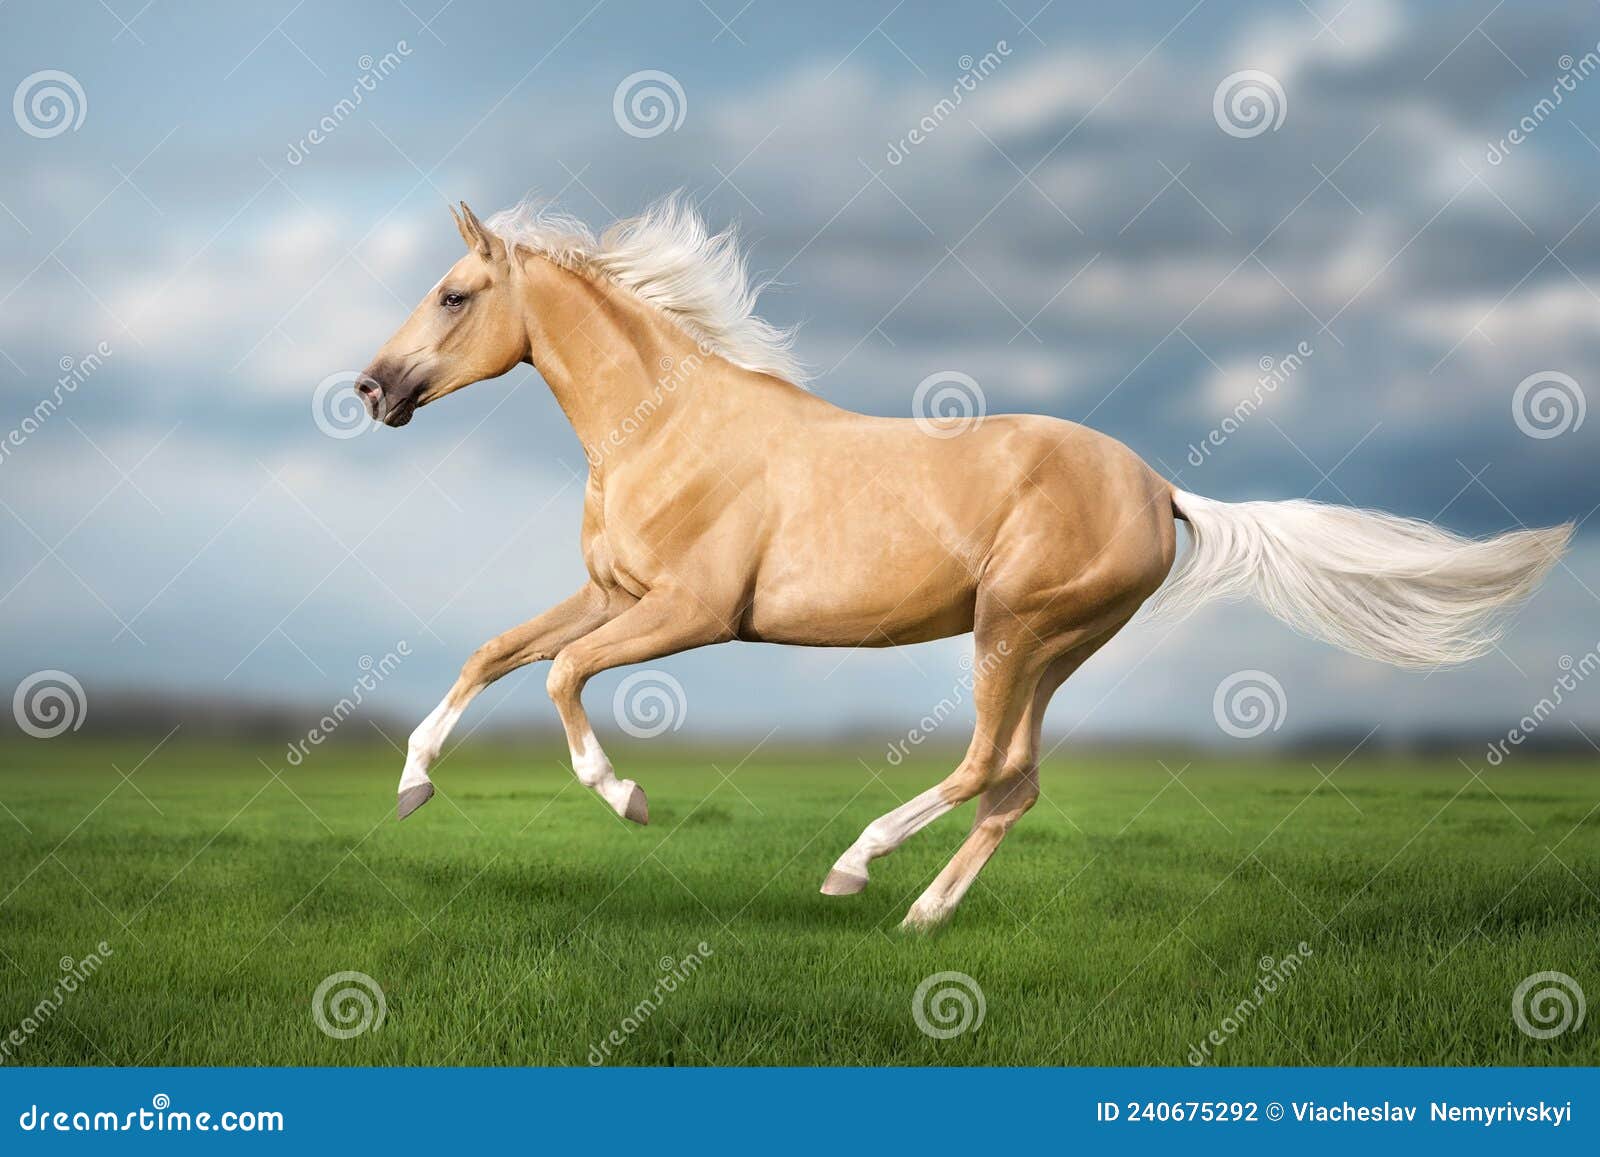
[448,203,476,253]
[457,201,506,263]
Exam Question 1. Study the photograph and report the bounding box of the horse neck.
[518,253,704,468]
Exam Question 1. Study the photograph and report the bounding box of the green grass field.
[1,737,1596,1066]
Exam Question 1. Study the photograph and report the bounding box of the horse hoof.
[622,782,649,825]
[396,782,434,820]
[899,905,948,932]
[820,868,868,896]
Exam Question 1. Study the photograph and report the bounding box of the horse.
[354,196,1571,930]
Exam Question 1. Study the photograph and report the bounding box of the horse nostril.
[356,376,380,397]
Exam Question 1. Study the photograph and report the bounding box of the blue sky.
[2,0,1599,748]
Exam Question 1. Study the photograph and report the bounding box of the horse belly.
[740,533,979,646]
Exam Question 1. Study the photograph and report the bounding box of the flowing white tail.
[1150,490,1572,668]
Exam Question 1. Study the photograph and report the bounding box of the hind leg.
[901,615,1134,929]
[821,618,1044,895]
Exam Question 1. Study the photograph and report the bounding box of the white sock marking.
[399,698,464,791]
[831,785,953,879]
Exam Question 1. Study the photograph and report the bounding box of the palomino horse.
[357,197,1570,930]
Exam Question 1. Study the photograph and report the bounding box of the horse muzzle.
[357,363,425,428]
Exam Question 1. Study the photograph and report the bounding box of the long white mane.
[485,194,807,385]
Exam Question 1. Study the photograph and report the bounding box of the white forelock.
[484,194,807,385]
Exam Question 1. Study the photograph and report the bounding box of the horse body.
[356,197,1567,929]
[594,368,1175,649]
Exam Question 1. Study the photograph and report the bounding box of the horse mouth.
[382,397,417,427]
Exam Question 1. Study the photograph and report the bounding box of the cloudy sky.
[2,0,1599,749]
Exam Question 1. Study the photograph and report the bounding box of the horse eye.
[442,292,466,309]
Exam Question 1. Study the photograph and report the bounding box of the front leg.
[544,588,733,825]
[398,583,620,818]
